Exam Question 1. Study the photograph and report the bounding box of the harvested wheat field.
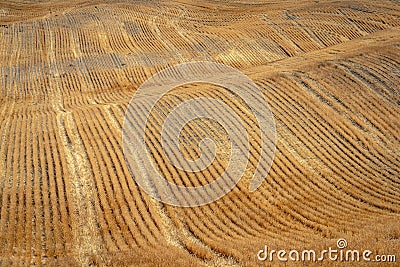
[0,0,399,266]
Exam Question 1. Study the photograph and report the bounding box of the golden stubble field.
[0,0,399,266]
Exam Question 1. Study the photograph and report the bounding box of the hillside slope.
[0,0,399,266]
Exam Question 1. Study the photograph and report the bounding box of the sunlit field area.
[0,0,399,266]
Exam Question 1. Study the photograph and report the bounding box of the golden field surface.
[0,0,399,266]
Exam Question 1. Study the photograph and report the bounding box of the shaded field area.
[0,0,399,266]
